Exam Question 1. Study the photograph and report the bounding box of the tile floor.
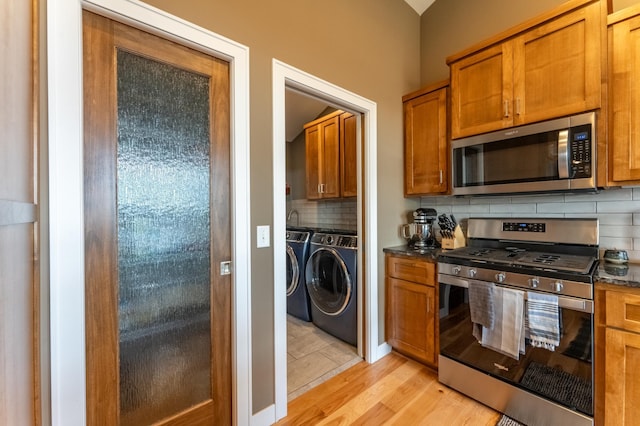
[287,314,362,401]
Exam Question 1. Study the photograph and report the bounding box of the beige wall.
[143,0,421,413]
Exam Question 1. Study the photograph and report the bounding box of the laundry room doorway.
[272,60,382,421]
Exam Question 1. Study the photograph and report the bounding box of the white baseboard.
[373,342,392,362]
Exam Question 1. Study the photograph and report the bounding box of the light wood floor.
[277,351,502,426]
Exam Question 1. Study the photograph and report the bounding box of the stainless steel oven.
[438,218,598,426]
[451,112,596,196]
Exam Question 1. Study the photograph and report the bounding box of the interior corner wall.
[141,0,421,414]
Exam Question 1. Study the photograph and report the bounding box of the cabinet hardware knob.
[504,100,510,118]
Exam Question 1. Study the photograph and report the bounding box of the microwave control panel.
[569,124,592,178]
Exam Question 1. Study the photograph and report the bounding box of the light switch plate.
[256,225,270,248]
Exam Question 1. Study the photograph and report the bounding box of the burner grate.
[532,254,561,264]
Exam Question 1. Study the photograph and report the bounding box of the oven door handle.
[438,274,593,314]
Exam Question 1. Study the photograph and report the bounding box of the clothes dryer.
[305,232,357,346]
[286,228,313,321]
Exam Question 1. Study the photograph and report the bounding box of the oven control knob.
[495,273,506,283]
[468,269,477,278]
[528,278,539,288]
[452,266,461,275]
[553,281,564,292]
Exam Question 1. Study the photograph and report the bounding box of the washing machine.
[305,232,357,346]
[286,228,313,321]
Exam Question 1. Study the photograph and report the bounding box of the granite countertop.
[383,245,442,262]
[596,261,640,288]
[384,245,640,288]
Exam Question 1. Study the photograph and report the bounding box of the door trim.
[47,1,251,424]
[272,60,384,422]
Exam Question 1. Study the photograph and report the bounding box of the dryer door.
[305,247,352,316]
[286,245,299,296]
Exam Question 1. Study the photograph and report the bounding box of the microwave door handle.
[557,129,569,179]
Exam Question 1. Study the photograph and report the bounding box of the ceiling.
[285,89,334,142]
[285,0,434,142]
[404,0,435,15]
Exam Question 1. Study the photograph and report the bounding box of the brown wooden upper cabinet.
[447,0,603,139]
[305,110,357,200]
[340,112,358,198]
[402,81,449,196]
[608,4,640,185]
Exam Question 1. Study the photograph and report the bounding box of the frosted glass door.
[116,50,212,425]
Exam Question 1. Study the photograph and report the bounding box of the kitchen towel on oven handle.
[481,286,526,360]
[526,291,560,351]
[468,280,495,343]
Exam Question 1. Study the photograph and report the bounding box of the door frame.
[47,0,251,424]
[272,60,387,421]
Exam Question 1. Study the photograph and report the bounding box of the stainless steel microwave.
[451,112,596,196]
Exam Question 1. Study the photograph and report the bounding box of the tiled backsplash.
[420,187,640,262]
[287,198,357,231]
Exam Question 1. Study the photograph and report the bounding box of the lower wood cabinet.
[385,253,438,368]
[595,284,640,425]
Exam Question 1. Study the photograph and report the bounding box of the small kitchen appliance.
[438,217,598,426]
[401,208,437,249]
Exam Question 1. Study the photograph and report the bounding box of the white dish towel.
[481,286,525,360]
[527,291,560,351]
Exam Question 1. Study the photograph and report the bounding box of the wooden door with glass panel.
[83,11,231,425]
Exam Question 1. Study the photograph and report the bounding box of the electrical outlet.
[257,225,270,248]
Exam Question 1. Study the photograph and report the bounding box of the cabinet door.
[319,115,340,199]
[450,42,513,139]
[513,1,601,126]
[340,112,358,198]
[610,13,640,182]
[386,277,436,366]
[404,87,448,195]
[605,290,640,333]
[386,254,435,286]
[305,115,341,200]
[305,124,322,200]
[604,328,640,425]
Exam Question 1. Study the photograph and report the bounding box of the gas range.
[437,217,598,426]
[438,217,599,299]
